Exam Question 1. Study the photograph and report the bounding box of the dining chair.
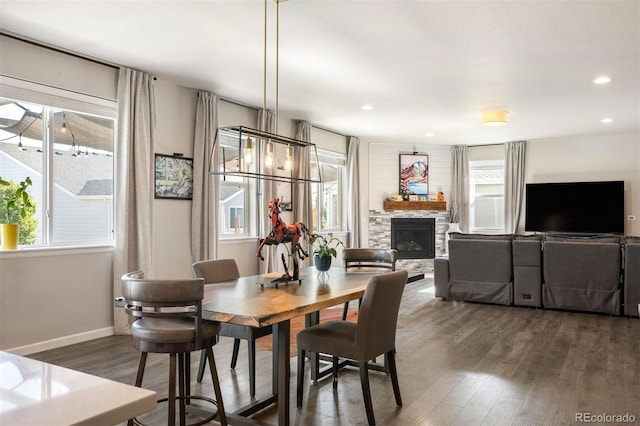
[342,248,397,320]
[121,271,227,426]
[296,269,408,426]
[192,259,273,397]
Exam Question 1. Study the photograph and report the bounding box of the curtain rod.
[470,142,504,147]
[311,124,348,138]
[1,32,120,70]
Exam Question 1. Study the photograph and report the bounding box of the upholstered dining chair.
[296,269,408,426]
[121,271,227,426]
[342,248,397,320]
[192,259,273,397]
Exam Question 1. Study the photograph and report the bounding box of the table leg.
[275,320,290,426]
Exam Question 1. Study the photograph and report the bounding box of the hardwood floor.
[28,275,640,425]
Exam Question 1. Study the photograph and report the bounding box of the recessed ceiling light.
[361,105,374,111]
[600,118,613,123]
[593,76,611,84]
[424,133,435,138]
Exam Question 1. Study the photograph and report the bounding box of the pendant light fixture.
[212,0,321,184]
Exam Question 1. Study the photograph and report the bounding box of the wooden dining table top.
[201,267,379,328]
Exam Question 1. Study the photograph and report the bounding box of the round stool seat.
[132,318,221,343]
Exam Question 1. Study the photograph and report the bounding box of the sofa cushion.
[544,234,621,244]
[513,239,542,267]
[449,239,512,283]
[514,234,543,241]
[624,236,640,244]
[449,232,513,241]
[543,241,621,291]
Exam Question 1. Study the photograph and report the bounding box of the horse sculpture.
[257,197,314,282]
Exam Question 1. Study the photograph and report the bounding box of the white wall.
[523,133,639,235]
[366,142,452,211]
[0,35,119,353]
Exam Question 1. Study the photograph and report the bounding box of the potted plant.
[309,232,344,272]
[0,176,35,250]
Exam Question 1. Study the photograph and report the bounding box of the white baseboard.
[6,327,114,356]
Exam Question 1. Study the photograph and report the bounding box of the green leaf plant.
[0,176,35,224]
[308,232,345,259]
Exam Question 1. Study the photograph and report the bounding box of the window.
[469,160,505,233]
[218,134,256,237]
[0,84,115,248]
[311,150,346,231]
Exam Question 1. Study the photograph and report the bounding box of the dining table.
[199,266,387,426]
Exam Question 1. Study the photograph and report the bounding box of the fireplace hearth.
[390,218,435,259]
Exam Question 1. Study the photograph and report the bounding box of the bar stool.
[121,271,227,426]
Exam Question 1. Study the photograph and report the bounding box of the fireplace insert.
[390,217,435,259]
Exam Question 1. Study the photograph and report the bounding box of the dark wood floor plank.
[27,275,640,425]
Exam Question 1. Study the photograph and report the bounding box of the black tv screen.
[525,180,625,234]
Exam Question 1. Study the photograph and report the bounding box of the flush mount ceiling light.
[481,110,508,126]
[601,118,613,123]
[361,105,374,111]
[210,0,321,184]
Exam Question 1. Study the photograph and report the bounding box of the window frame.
[0,78,116,249]
[468,159,505,234]
[311,149,347,233]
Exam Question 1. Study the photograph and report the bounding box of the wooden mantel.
[383,200,447,211]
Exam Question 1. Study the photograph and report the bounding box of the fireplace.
[390,218,435,259]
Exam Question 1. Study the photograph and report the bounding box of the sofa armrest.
[434,256,450,299]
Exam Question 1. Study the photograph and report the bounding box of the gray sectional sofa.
[434,232,640,316]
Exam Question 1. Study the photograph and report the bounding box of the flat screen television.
[525,180,625,234]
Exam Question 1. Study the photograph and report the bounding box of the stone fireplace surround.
[368,208,450,272]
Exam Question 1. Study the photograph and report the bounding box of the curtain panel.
[504,141,526,233]
[347,136,361,248]
[258,109,279,273]
[294,120,314,267]
[450,145,469,232]
[191,91,219,262]
[113,67,156,335]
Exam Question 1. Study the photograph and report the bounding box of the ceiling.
[0,1,638,146]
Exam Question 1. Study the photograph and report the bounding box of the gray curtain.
[294,120,313,266]
[504,141,526,233]
[347,136,361,248]
[191,91,219,262]
[113,67,156,334]
[258,109,278,273]
[450,145,469,232]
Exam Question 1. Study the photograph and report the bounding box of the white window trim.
[1,78,116,249]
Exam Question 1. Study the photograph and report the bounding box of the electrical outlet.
[628,215,637,221]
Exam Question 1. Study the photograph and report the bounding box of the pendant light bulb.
[244,136,254,165]
[284,144,293,171]
[265,140,274,168]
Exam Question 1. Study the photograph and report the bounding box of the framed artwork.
[399,153,428,196]
[154,154,194,200]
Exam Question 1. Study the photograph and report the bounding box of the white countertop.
[0,351,156,425]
